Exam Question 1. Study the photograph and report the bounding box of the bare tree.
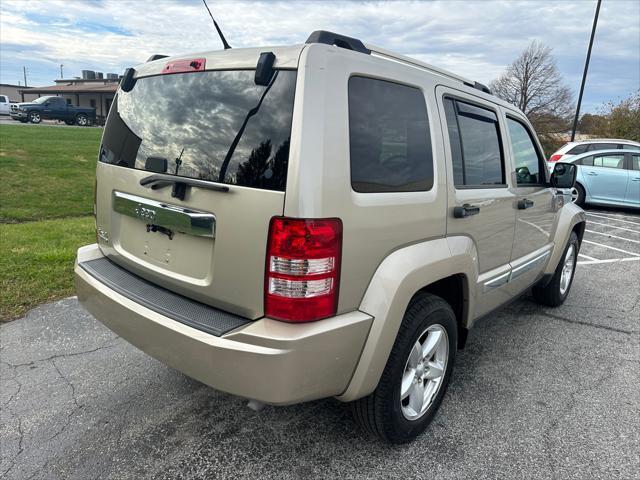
[490,41,574,151]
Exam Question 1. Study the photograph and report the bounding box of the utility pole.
[571,0,601,142]
[60,64,64,79]
[23,66,28,87]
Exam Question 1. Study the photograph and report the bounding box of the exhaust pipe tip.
[247,399,266,412]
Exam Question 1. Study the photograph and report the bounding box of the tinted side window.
[349,77,433,192]
[632,155,640,170]
[444,98,504,187]
[589,143,618,151]
[507,117,544,185]
[593,154,625,169]
[580,156,594,166]
[568,144,589,155]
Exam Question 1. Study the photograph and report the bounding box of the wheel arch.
[336,237,477,402]
[572,218,586,246]
[414,274,469,349]
[544,202,586,276]
[575,180,587,202]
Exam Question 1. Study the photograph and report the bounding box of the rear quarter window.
[567,144,589,155]
[348,76,433,192]
[588,143,618,151]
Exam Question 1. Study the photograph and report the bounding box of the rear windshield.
[100,69,297,191]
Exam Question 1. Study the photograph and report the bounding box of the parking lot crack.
[1,375,23,408]
[1,412,25,478]
[1,339,119,369]
[51,358,81,409]
[541,312,635,335]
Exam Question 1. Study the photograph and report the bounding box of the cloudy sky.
[1,0,638,112]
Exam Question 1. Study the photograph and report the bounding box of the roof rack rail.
[147,54,169,62]
[305,30,371,55]
[464,81,492,95]
[304,32,492,96]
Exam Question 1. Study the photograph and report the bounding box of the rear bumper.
[75,244,372,405]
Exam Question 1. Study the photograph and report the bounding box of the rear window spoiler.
[305,30,371,55]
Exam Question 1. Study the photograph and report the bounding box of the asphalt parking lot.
[1,207,638,480]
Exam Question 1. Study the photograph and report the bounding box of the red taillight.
[265,217,342,322]
[162,58,206,74]
[549,154,563,162]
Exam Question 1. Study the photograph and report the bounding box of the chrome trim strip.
[112,191,215,238]
[483,271,511,293]
[482,249,552,292]
[510,250,551,281]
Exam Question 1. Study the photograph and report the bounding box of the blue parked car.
[565,149,640,208]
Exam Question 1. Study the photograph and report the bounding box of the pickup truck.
[0,95,12,115]
[10,95,96,126]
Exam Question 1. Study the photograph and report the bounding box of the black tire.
[574,183,586,207]
[28,111,41,124]
[64,119,75,125]
[75,114,88,126]
[532,231,579,307]
[351,293,457,444]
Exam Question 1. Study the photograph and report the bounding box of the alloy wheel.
[559,244,575,295]
[570,187,579,203]
[400,324,449,421]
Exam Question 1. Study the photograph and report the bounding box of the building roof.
[1,83,33,89]
[20,83,118,94]
[54,78,120,84]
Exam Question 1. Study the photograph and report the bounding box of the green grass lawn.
[0,124,100,320]
[0,217,95,319]
[1,124,101,222]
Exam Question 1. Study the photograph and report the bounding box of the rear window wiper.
[217,70,280,182]
[140,173,229,200]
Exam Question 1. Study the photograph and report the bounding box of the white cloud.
[0,0,637,111]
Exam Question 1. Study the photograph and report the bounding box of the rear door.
[504,113,555,289]
[438,87,517,316]
[582,153,628,203]
[625,153,640,205]
[43,96,66,119]
[95,66,299,319]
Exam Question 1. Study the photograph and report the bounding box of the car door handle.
[453,204,480,218]
[587,171,598,176]
[632,178,640,182]
[518,199,534,210]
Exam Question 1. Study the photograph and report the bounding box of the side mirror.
[550,162,577,189]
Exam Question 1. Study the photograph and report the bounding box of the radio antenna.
[201,0,231,50]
